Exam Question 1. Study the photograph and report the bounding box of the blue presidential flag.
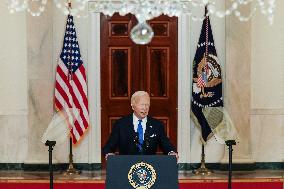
[191,14,223,143]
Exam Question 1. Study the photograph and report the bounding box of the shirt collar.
[133,113,147,123]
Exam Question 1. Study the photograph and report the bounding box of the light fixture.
[90,0,275,23]
[6,0,89,17]
[130,21,154,45]
[6,0,276,43]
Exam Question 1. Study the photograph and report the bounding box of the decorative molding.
[178,162,284,171]
[1,163,282,171]
[0,109,28,115]
[177,14,192,164]
[221,156,255,164]
[251,108,284,115]
[87,12,193,164]
[87,12,102,164]
[0,163,101,171]
[255,162,284,170]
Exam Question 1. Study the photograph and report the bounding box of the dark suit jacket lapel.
[125,114,136,138]
[145,117,154,138]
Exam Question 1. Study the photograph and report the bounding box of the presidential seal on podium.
[128,162,157,189]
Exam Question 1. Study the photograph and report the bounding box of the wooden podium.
[106,155,178,189]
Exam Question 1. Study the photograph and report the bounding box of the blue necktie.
[137,120,143,151]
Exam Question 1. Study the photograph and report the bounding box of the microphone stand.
[134,132,150,155]
[143,134,150,154]
[45,140,56,189]
[141,133,150,155]
[134,132,143,155]
[225,140,236,189]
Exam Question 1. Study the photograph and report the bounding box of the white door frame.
[87,12,192,164]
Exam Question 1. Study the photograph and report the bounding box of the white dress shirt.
[133,114,147,140]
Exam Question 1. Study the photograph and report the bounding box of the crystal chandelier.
[6,0,276,44]
[6,0,89,17]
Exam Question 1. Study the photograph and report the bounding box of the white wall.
[0,4,27,114]
[0,3,28,162]
[251,1,284,109]
[250,0,284,162]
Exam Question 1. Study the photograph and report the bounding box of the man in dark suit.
[102,91,178,159]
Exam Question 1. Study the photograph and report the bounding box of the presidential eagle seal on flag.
[193,53,222,99]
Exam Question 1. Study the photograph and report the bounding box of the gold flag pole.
[64,138,81,175]
[192,144,213,175]
[63,0,80,176]
[193,4,213,176]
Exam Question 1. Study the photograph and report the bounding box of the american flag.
[197,72,207,88]
[54,15,89,144]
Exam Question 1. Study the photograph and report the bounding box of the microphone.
[143,133,150,149]
[45,140,56,147]
[134,132,139,146]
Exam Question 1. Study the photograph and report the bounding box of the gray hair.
[131,91,150,105]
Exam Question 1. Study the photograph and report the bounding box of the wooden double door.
[100,13,178,165]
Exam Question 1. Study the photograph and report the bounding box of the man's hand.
[105,153,115,160]
[168,151,179,160]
